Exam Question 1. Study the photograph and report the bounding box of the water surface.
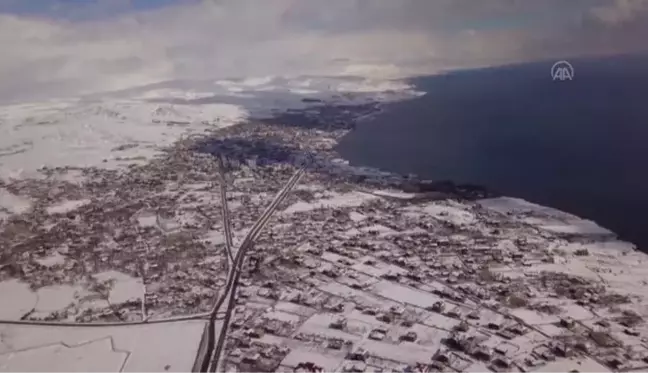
[337,54,648,249]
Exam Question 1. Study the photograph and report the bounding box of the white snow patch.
[522,216,613,236]
[408,201,476,226]
[537,357,612,372]
[360,339,437,365]
[35,285,80,313]
[0,100,246,178]
[0,280,37,320]
[479,197,614,237]
[263,310,301,324]
[359,224,396,235]
[479,197,567,216]
[297,313,366,341]
[370,189,416,200]
[349,211,367,222]
[371,281,443,309]
[509,309,561,325]
[0,320,208,371]
[46,199,90,215]
[0,188,31,216]
[281,350,344,371]
[422,311,461,330]
[282,192,377,214]
[136,211,158,228]
[34,252,66,268]
[93,271,143,305]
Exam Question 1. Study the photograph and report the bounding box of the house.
[244,328,264,338]
[241,353,260,364]
[330,317,347,330]
[490,357,512,372]
[496,329,516,340]
[453,322,469,333]
[400,331,418,342]
[472,346,492,361]
[347,348,369,362]
[369,328,388,341]
[377,313,393,323]
[401,319,415,327]
[363,308,378,316]
[430,301,445,313]
[328,338,344,350]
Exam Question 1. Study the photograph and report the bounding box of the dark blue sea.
[336,54,648,250]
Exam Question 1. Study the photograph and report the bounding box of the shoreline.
[0,95,639,324]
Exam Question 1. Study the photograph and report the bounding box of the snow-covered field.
[0,75,422,180]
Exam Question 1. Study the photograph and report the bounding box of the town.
[1,101,647,372]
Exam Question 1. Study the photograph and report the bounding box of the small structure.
[430,301,445,313]
[241,352,260,364]
[400,331,418,342]
[328,338,344,350]
[294,362,324,373]
[347,348,369,362]
[330,317,347,330]
[369,328,388,341]
[377,313,393,323]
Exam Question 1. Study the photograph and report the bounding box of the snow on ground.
[34,252,66,268]
[359,339,436,365]
[0,188,31,216]
[479,197,614,237]
[371,280,443,309]
[509,309,561,326]
[297,313,368,341]
[0,280,37,319]
[263,310,302,324]
[359,224,396,236]
[422,311,461,331]
[535,357,612,372]
[518,261,601,281]
[479,197,573,217]
[34,285,82,314]
[0,320,208,372]
[273,302,318,318]
[318,281,400,310]
[282,192,377,214]
[522,216,613,236]
[93,271,143,305]
[349,211,367,222]
[351,259,408,279]
[0,99,246,179]
[46,198,91,215]
[406,201,476,226]
[280,349,344,372]
[0,72,421,182]
[369,189,416,200]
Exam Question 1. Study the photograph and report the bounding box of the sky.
[1,0,648,103]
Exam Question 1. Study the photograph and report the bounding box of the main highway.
[205,164,305,372]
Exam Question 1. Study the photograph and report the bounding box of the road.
[217,156,235,265]
[206,166,305,372]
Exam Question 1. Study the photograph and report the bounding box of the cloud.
[0,0,647,103]
[590,0,648,25]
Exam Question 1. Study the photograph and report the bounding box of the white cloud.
[590,0,648,25]
[0,0,647,103]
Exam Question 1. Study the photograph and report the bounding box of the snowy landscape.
[1,72,648,372]
[2,0,648,372]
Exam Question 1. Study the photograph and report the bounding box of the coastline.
[2,94,648,372]
[0,90,640,321]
